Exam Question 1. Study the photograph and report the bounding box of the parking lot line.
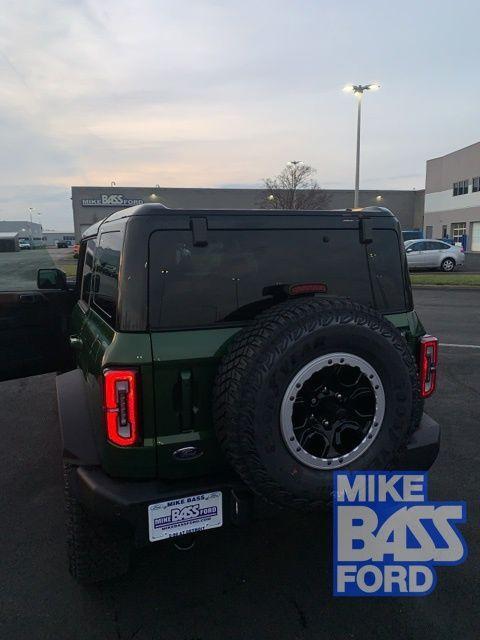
[440,343,480,349]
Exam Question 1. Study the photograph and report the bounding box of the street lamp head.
[287,160,303,167]
[343,83,380,95]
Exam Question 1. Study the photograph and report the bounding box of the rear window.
[92,231,122,325]
[148,228,406,330]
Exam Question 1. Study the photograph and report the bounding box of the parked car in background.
[56,240,70,248]
[405,239,465,272]
[19,240,31,250]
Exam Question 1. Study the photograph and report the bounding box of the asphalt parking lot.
[0,288,478,640]
[0,248,55,290]
[0,247,76,290]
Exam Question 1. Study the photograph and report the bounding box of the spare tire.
[213,297,420,510]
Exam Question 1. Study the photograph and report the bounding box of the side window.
[80,239,96,305]
[413,241,427,251]
[92,231,122,326]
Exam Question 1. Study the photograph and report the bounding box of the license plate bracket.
[148,491,223,542]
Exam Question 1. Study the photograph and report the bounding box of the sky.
[0,0,479,230]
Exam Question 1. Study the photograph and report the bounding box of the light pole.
[28,207,41,246]
[343,83,380,208]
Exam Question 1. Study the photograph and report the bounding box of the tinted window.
[426,241,449,251]
[92,231,122,324]
[149,229,406,329]
[368,230,407,312]
[81,239,96,304]
[409,241,427,251]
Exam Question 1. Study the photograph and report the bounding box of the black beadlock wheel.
[213,298,421,510]
[63,463,131,583]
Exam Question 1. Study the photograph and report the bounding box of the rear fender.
[56,368,100,465]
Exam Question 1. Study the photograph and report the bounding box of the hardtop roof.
[81,204,396,239]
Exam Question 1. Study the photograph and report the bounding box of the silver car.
[405,239,465,272]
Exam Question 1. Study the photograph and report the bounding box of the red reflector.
[289,282,328,296]
[418,336,438,398]
[103,369,139,446]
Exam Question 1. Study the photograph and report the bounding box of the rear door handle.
[69,335,83,350]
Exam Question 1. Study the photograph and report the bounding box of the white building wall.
[425,143,480,250]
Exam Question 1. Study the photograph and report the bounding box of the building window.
[453,180,469,196]
[473,177,480,192]
[451,222,466,244]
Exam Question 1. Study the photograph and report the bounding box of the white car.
[405,239,465,272]
[19,240,32,250]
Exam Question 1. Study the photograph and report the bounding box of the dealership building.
[424,141,480,250]
[71,186,424,239]
[0,221,74,247]
[0,220,44,247]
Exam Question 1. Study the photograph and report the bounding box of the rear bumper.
[74,467,253,546]
[72,412,440,545]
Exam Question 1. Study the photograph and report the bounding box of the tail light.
[103,369,139,446]
[288,282,328,296]
[418,336,438,398]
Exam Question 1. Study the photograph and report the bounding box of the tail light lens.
[418,336,438,398]
[103,369,139,446]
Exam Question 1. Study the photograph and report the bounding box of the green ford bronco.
[3,204,440,582]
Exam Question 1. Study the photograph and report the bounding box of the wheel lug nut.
[311,398,317,405]
[321,386,328,394]
[335,393,343,401]
[322,419,330,427]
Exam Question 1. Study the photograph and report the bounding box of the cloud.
[0,0,479,228]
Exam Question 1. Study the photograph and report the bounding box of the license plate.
[148,491,223,542]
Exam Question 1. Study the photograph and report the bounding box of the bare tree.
[259,162,330,210]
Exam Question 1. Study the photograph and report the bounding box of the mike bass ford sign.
[81,194,144,207]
